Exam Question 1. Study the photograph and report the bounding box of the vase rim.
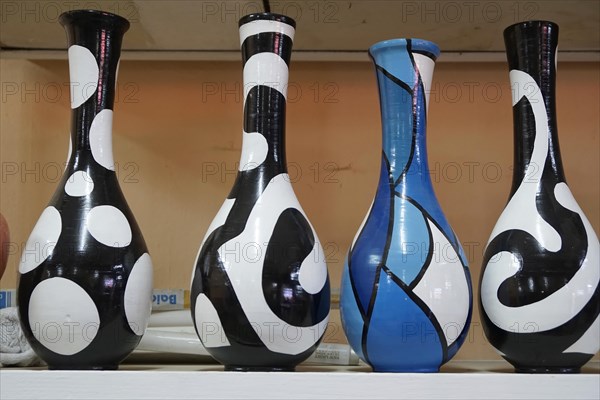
[59,9,130,31]
[504,20,558,34]
[239,12,296,28]
[369,38,440,60]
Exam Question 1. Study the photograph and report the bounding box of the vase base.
[515,366,581,374]
[224,366,295,372]
[372,367,440,373]
[48,365,119,371]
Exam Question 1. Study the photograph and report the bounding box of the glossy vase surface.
[479,20,599,373]
[17,10,153,370]
[190,13,330,372]
[340,39,473,372]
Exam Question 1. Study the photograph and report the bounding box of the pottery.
[17,10,153,370]
[340,38,473,372]
[479,20,599,373]
[190,13,330,371]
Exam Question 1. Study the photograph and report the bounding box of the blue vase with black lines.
[340,39,473,372]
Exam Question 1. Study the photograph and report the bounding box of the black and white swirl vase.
[479,20,599,373]
[17,10,153,370]
[191,13,330,371]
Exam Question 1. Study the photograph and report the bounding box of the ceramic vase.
[190,13,330,371]
[17,10,153,370]
[340,39,473,372]
[479,20,599,373]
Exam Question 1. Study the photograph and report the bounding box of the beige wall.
[1,59,598,361]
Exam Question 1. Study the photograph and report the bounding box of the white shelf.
[1,361,598,400]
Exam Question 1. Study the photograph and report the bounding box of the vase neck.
[60,10,128,169]
[237,14,295,173]
[369,39,438,184]
[505,20,565,190]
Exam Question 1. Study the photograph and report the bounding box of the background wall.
[1,59,598,361]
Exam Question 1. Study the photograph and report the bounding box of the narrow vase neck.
[238,13,295,173]
[505,20,564,188]
[369,39,439,184]
[60,10,128,165]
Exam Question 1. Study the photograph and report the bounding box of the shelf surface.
[1,0,599,61]
[1,361,599,399]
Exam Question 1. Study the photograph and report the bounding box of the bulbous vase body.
[479,20,600,373]
[190,13,330,372]
[340,39,473,372]
[17,10,153,370]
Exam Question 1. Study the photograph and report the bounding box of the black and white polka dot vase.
[190,13,330,371]
[17,10,153,370]
[479,21,599,373]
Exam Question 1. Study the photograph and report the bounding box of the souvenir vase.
[17,10,153,370]
[190,13,330,371]
[340,39,473,372]
[479,20,599,373]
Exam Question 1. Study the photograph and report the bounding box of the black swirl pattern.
[191,13,330,371]
[479,20,599,373]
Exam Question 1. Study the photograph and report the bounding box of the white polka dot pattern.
[86,205,132,248]
[65,170,94,197]
[29,277,100,355]
[68,45,99,109]
[19,207,62,274]
[89,109,115,171]
[124,253,153,335]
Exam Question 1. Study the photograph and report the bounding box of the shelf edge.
[1,49,599,62]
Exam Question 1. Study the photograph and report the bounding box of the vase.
[190,13,330,371]
[340,39,473,372]
[479,20,599,373]
[17,10,153,370]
